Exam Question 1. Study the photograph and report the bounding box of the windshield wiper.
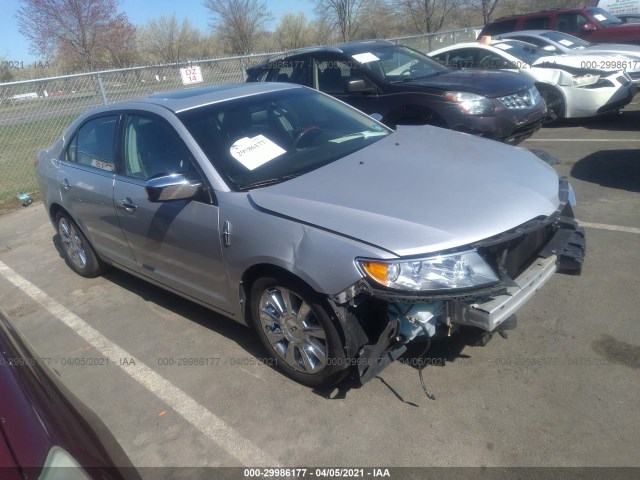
[238,174,300,191]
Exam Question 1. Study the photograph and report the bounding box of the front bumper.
[339,191,586,384]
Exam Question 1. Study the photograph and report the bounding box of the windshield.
[351,45,449,82]
[492,41,551,64]
[178,88,390,191]
[540,31,591,49]
[588,8,622,27]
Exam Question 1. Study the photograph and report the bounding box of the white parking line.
[0,260,280,467]
[581,222,640,234]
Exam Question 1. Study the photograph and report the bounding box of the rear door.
[57,115,133,265]
[112,112,233,314]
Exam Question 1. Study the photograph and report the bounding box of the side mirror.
[346,79,376,94]
[542,45,557,52]
[582,23,596,32]
[145,174,201,202]
[369,113,383,122]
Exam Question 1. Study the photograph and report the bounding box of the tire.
[249,275,348,387]
[56,212,105,278]
[538,85,565,123]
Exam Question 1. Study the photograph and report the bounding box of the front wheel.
[56,212,105,277]
[250,276,348,387]
[538,86,565,123]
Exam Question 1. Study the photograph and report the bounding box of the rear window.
[482,19,518,36]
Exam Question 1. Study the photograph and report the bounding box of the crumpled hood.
[533,53,630,72]
[407,69,532,97]
[249,127,560,257]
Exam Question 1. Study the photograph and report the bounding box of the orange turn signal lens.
[361,261,389,286]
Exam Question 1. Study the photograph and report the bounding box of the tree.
[16,0,135,71]
[0,55,14,83]
[138,15,203,64]
[358,0,401,39]
[314,0,366,42]
[400,0,463,34]
[275,13,310,50]
[102,18,138,68]
[203,0,273,55]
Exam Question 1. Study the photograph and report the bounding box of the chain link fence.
[0,28,479,206]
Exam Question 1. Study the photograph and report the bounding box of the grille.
[479,223,556,279]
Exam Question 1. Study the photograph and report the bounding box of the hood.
[249,127,560,257]
[533,53,629,72]
[406,69,532,97]
[584,44,640,59]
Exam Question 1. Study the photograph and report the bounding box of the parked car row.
[246,41,547,145]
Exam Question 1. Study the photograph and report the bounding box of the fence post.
[239,56,246,82]
[95,72,108,104]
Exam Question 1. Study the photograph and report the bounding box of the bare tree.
[203,0,273,55]
[275,13,310,50]
[314,0,366,42]
[16,0,135,70]
[0,55,14,82]
[358,0,401,39]
[138,15,204,63]
[400,0,463,34]
[463,0,501,24]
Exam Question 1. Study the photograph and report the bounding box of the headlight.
[572,74,600,87]
[444,91,495,115]
[39,446,91,480]
[357,250,499,291]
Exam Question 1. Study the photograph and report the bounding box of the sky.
[0,0,314,63]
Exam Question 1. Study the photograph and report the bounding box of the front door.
[113,113,233,314]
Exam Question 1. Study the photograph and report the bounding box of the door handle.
[222,221,231,247]
[116,198,137,213]
[61,178,71,191]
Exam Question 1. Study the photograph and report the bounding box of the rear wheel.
[56,212,104,277]
[250,276,348,387]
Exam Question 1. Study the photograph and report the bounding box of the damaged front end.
[329,178,585,387]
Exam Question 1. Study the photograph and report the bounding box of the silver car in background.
[35,83,585,389]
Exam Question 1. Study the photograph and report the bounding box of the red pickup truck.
[479,7,640,45]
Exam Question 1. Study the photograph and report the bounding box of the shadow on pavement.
[571,149,640,192]
[543,109,640,132]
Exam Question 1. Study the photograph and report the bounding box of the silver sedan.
[35,83,585,389]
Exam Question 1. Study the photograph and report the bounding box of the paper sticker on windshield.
[594,13,607,21]
[91,159,114,172]
[558,39,574,46]
[352,52,380,64]
[494,43,512,50]
[230,135,286,170]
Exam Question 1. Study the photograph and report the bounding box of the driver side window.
[123,115,196,180]
[316,59,363,93]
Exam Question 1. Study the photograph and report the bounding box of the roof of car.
[260,40,397,63]
[100,82,302,114]
[334,39,396,54]
[497,30,554,37]
[491,7,593,22]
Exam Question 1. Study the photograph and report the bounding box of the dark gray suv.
[246,40,547,145]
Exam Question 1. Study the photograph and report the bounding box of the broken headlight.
[572,73,601,87]
[357,250,499,291]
